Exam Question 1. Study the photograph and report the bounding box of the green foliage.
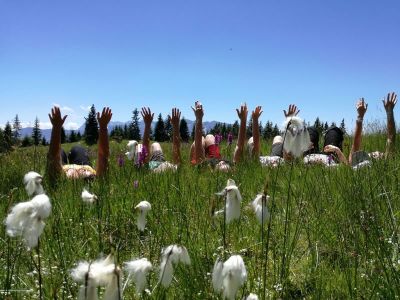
[3,121,13,151]
[129,108,141,141]
[31,117,42,146]
[1,133,400,299]
[154,113,167,142]
[84,105,99,146]
[21,135,33,147]
[180,117,190,142]
[68,130,77,143]
[12,114,21,143]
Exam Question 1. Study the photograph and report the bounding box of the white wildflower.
[125,140,138,160]
[5,194,51,249]
[81,188,97,204]
[252,194,270,224]
[159,245,191,288]
[215,179,242,224]
[282,116,310,158]
[24,171,44,197]
[124,258,152,294]
[135,201,151,231]
[245,293,259,300]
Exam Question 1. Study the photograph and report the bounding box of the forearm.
[46,126,63,181]
[336,148,348,165]
[172,127,181,165]
[349,118,363,164]
[234,119,246,162]
[252,118,260,158]
[96,126,109,177]
[386,109,396,156]
[142,123,151,162]
[194,118,204,163]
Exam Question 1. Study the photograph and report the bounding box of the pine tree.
[330,121,337,128]
[324,122,329,132]
[129,108,141,140]
[263,121,273,139]
[272,124,280,137]
[180,117,190,142]
[190,123,195,141]
[232,120,239,137]
[84,104,99,145]
[154,113,166,142]
[41,137,47,146]
[314,117,323,135]
[76,132,82,141]
[61,127,67,144]
[123,124,129,139]
[69,130,77,143]
[164,116,172,141]
[4,122,13,151]
[12,114,22,144]
[31,117,42,146]
[340,119,346,134]
[246,117,253,138]
[21,136,33,147]
[0,128,5,153]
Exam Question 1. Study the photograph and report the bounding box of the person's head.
[150,142,163,155]
[270,135,283,157]
[304,126,319,155]
[323,126,344,151]
[205,134,215,148]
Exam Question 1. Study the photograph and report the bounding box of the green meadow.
[1,134,399,299]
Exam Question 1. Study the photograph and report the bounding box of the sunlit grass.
[1,135,399,299]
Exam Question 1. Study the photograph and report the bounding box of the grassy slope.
[0,136,399,299]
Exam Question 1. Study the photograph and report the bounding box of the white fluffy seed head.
[212,258,224,292]
[135,201,151,231]
[252,194,270,224]
[221,255,247,300]
[245,293,259,300]
[282,116,310,158]
[5,194,51,249]
[126,140,138,160]
[124,258,153,294]
[81,188,97,204]
[23,171,44,197]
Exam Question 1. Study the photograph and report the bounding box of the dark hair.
[323,126,344,151]
[304,126,319,155]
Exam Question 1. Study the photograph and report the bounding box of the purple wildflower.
[227,132,233,145]
[215,133,222,145]
[118,155,125,167]
[137,145,148,167]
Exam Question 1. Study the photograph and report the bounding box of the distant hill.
[19,120,221,141]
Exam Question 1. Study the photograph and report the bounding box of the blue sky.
[1,0,399,131]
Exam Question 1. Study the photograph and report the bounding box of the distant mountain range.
[19,120,220,141]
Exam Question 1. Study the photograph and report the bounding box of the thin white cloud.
[39,122,53,130]
[52,103,74,113]
[64,122,80,130]
[80,105,91,112]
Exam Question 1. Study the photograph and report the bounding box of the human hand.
[170,107,181,128]
[283,104,300,117]
[356,98,368,118]
[382,92,397,112]
[141,107,154,126]
[191,101,204,119]
[323,145,339,154]
[97,107,112,128]
[236,103,248,121]
[252,106,263,120]
[48,106,67,128]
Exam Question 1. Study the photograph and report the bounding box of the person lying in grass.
[190,101,231,170]
[46,106,112,182]
[140,107,180,172]
[348,92,397,168]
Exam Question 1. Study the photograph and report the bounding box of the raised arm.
[96,107,112,177]
[191,101,205,164]
[383,92,397,157]
[349,98,367,165]
[141,107,154,163]
[251,106,263,158]
[233,103,248,163]
[46,106,67,183]
[324,145,348,165]
[170,108,181,165]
